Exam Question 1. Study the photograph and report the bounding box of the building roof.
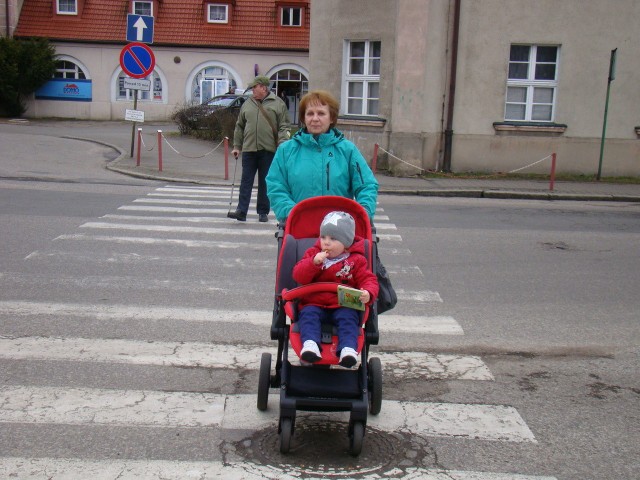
[14,0,310,51]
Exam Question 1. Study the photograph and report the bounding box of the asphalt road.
[0,145,639,479]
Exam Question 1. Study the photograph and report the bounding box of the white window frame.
[505,44,559,122]
[53,58,88,80]
[56,0,77,15]
[343,40,381,116]
[132,1,153,16]
[281,7,302,27]
[208,4,229,23]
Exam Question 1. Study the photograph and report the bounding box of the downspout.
[5,0,10,37]
[442,0,461,172]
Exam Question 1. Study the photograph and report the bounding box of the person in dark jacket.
[292,211,378,367]
[228,76,290,222]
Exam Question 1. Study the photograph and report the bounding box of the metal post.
[549,153,556,191]
[224,137,229,180]
[136,128,142,166]
[372,143,379,173]
[129,94,138,158]
[157,130,163,172]
[597,48,617,181]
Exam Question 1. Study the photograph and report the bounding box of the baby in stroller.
[293,211,379,367]
[258,196,384,456]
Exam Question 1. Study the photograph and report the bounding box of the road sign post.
[127,14,154,44]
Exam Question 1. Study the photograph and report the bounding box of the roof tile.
[15,0,309,51]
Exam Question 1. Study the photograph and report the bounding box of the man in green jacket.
[228,76,290,222]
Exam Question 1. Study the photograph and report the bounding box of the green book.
[337,285,365,311]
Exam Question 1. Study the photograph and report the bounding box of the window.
[191,66,236,104]
[281,7,302,26]
[117,71,163,102]
[57,0,77,15]
[344,40,381,116]
[133,1,152,16]
[505,45,559,122]
[208,4,229,23]
[54,60,87,80]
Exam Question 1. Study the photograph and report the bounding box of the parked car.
[189,94,251,128]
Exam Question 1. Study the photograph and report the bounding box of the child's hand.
[314,250,328,265]
[359,290,371,304]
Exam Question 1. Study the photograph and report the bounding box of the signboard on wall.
[35,78,92,101]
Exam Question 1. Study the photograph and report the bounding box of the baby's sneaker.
[301,340,321,363]
[339,347,358,368]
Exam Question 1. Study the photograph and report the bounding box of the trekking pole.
[227,150,239,217]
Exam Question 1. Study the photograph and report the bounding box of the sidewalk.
[2,118,640,202]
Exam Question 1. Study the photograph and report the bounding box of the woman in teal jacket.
[266,90,378,223]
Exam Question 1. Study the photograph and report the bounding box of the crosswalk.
[0,184,557,479]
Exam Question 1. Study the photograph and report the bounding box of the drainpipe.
[442,0,461,172]
[5,0,10,37]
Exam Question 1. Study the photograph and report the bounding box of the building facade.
[12,0,310,122]
[311,0,640,175]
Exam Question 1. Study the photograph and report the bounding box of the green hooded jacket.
[233,92,290,152]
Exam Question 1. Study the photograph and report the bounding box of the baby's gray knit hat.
[320,211,355,247]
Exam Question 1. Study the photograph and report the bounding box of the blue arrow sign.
[127,14,154,44]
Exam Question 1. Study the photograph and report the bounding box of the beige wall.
[23,43,309,122]
[311,0,640,175]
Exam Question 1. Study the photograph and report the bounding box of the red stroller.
[257,196,382,456]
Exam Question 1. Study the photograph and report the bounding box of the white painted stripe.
[149,192,233,199]
[0,387,535,442]
[377,233,402,241]
[0,336,491,380]
[101,214,265,225]
[24,250,274,268]
[0,457,558,480]
[387,265,424,276]
[224,394,538,443]
[157,187,232,194]
[54,234,275,250]
[0,302,455,334]
[396,289,443,303]
[373,222,397,230]
[0,386,224,427]
[79,222,275,236]
[119,205,231,214]
[134,198,231,206]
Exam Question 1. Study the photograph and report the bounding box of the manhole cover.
[233,416,436,477]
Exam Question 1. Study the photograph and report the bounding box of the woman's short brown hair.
[298,90,340,129]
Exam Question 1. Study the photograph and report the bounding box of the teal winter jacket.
[266,127,379,222]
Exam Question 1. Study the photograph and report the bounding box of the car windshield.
[206,96,237,107]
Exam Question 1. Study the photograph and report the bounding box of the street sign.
[120,42,155,79]
[127,14,154,44]
[125,109,145,122]
[123,77,151,91]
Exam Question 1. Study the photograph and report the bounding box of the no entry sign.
[120,42,155,79]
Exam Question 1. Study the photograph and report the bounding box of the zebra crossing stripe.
[0,457,558,479]
[79,222,275,236]
[0,386,534,442]
[54,233,272,249]
[0,336,493,380]
[0,302,458,334]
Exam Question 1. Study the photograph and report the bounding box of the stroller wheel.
[279,417,293,454]
[348,421,365,456]
[368,356,383,415]
[257,352,272,411]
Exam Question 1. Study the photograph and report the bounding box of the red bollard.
[549,152,556,191]
[136,128,142,166]
[157,130,163,172]
[372,143,379,173]
[224,137,229,180]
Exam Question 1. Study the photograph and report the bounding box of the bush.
[172,103,238,141]
[0,37,56,117]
